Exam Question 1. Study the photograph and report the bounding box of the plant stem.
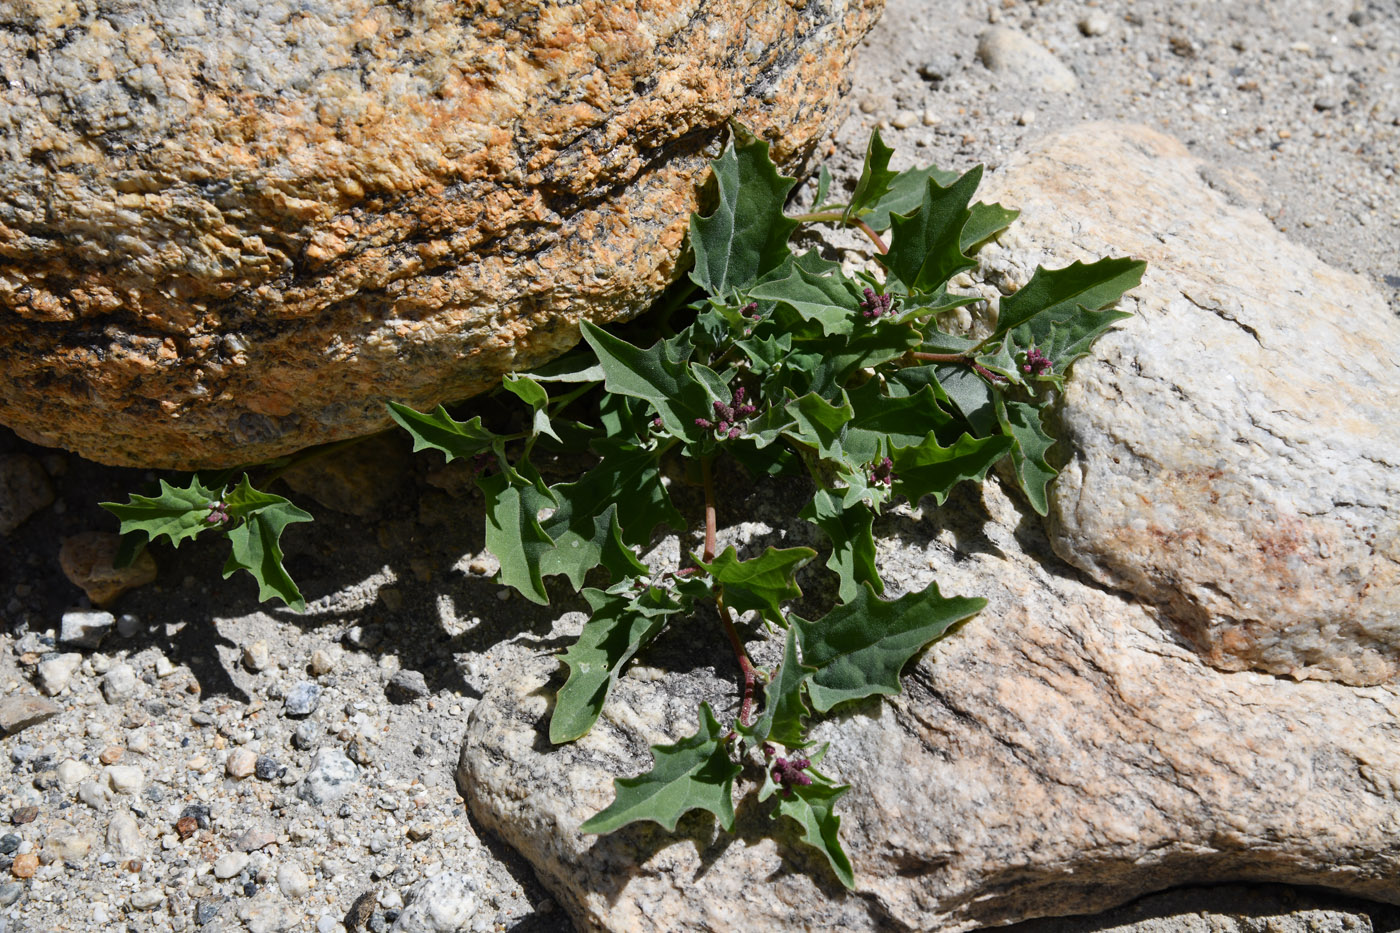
[717,593,757,727]
[789,210,889,255]
[701,456,717,564]
[909,351,1006,384]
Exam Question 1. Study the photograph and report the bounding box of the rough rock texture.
[58,531,158,607]
[0,0,882,469]
[973,124,1400,685]
[0,452,53,535]
[456,125,1400,932]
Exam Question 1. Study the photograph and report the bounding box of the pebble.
[242,641,271,673]
[0,881,23,907]
[99,745,124,765]
[195,899,224,925]
[0,453,54,535]
[116,613,142,638]
[106,764,145,795]
[309,649,337,676]
[180,804,211,830]
[59,533,157,607]
[240,902,298,933]
[976,27,1080,94]
[858,95,882,114]
[921,109,940,126]
[226,748,257,778]
[56,758,89,789]
[1315,96,1339,111]
[277,862,311,898]
[9,853,37,878]
[41,827,93,862]
[0,836,18,855]
[292,720,319,750]
[107,811,144,857]
[101,663,137,702]
[297,748,359,806]
[390,872,480,933]
[130,888,164,910]
[36,653,82,696]
[284,682,323,717]
[232,829,276,853]
[78,780,111,810]
[254,755,286,781]
[347,735,374,766]
[1078,11,1111,36]
[890,109,918,130]
[0,695,62,735]
[11,806,38,825]
[58,609,115,648]
[213,852,249,879]
[385,670,430,704]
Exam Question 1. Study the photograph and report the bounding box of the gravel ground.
[0,1,1397,932]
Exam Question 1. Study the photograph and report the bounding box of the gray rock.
[283,682,322,718]
[389,872,481,933]
[0,883,23,908]
[59,610,114,649]
[385,670,430,705]
[296,749,359,807]
[115,614,142,638]
[976,27,1079,93]
[100,664,137,703]
[105,812,144,859]
[0,695,62,735]
[291,721,319,751]
[0,454,53,535]
[457,126,1400,933]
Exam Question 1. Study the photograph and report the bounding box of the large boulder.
[0,0,882,468]
[455,124,1400,931]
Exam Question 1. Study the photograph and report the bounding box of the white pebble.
[101,663,137,702]
[1017,110,1036,126]
[37,653,83,695]
[243,641,271,673]
[214,852,249,879]
[154,654,176,678]
[277,862,311,898]
[106,812,145,858]
[226,748,257,779]
[106,765,145,795]
[129,889,163,910]
[56,758,90,789]
[309,649,336,676]
[1078,11,1110,36]
[890,109,918,129]
[78,780,111,810]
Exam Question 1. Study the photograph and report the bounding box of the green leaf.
[220,476,313,612]
[998,398,1059,516]
[774,774,854,889]
[699,545,816,627]
[100,476,223,549]
[689,131,798,299]
[991,257,1146,340]
[503,374,561,441]
[580,703,741,834]
[550,586,686,743]
[844,128,897,222]
[580,320,710,441]
[879,167,982,295]
[748,263,864,337]
[1015,307,1135,378]
[741,620,812,749]
[861,164,960,231]
[813,164,833,210]
[928,365,999,437]
[890,431,1012,506]
[960,201,1019,253]
[795,582,984,713]
[479,472,556,605]
[387,402,500,462]
[800,488,881,602]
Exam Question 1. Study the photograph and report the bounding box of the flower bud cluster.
[869,456,897,487]
[859,287,894,320]
[1022,346,1053,376]
[770,754,813,797]
[205,501,230,525]
[695,387,758,440]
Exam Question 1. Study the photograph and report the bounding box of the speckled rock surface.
[972,124,1400,685]
[455,126,1400,932]
[0,0,882,469]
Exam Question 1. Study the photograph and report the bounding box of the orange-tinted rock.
[59,532,158,607]
[0,0,883,469]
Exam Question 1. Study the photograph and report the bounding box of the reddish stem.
[909,351,1007,384]
[701,456,717,564]
[718,594,757,727]
[789,210,889,254]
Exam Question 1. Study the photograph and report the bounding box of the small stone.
[292,721,319,750]
[9,852,37,878]
[240,901,298,933]
[116,613,142,638]
[98,745,124,765]
[242,641,271,673]
[0,881,23,907]
[226,749,257,778]
[177,816,199,840]
[214,852,249,879]
[56,758,89,789]
[389,872,480,932]
[59,534,157,607]
[41,827,93,863]
[284,682,322,717]
[232,828,276,852]
[78,780,111,810]
[308,649,336,677]
[107,811,145,858]
[858,95,881,114]
[130,888,164,910]
[0,695,62,735]
[406,824,433,842]
[59,609,115,649]
[890,109,918,130]
[195,899,224,925]
[106,764,145,795]
[385,670,430,705]
[1315,96,1339,111]
[1078,11,1110,36]
[180,804,211,830]
[921,109,940,126]
[346,735,374,766]
[11,806,38,825]
[277,862,311,898]
[466,558,490,575]
[977,27,1080,94]
[101,663,138,702]
[254,755,285,781]
[1017,110,1036,126]
[0,454,54,535]
[37,652,82,695]
[296,748,359,806]
[916,55,957,82]
[0,835,18,855]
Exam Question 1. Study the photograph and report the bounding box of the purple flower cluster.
[770,754,814,797]
[1022,346,1053,376]
[859,287,894,320]
[695,387,758,440]
[740,301,763,337]
[869,456,897,487]
[205,500,230,525]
